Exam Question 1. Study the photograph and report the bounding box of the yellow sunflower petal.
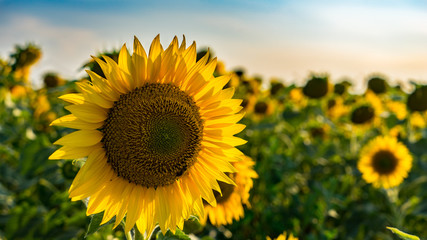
[54,130,103,147]
[50,114,103,130]
[65,104,107,123]
[59,93,85,104]
[49,144,100,160]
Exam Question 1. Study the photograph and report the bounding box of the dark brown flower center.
[254,101,268,114]
[367,77,388,94]
[101,83,203,188]
[372,150,398,174]
[351,105,374,124]
[302,76,329,99]
[407,86,427,112]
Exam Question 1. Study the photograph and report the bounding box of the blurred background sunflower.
[358,136,413,189]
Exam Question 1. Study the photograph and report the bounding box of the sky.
[1,0,427,92]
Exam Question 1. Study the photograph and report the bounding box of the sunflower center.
[254,101,268,114]
[372,150,398,174]
[101,83,203,188]
[351,105,374,124]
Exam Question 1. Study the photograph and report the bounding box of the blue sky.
[1,0,427,91]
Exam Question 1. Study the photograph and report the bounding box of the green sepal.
[85,212,115,238]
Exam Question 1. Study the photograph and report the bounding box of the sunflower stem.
[148,225,160,240]
[119,220,134,240]
[125,230,133,240]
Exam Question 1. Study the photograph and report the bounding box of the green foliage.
[1,44,427,240]
[156,229,191,240]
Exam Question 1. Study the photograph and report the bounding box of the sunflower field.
[1,39,427,240]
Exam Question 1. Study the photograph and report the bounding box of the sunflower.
[358,136,412,189]
[202,156,257,226]
[407,85,427,112]
[326,97,349,120]
[389,125,406,140]
[364,90,384,114]
[240,94,257,114]
[10,85,28,99]
[350,105,376,125]
[43,72,65,88]
[409,111,426,129]
[33,91,51,119]
[49,35,247,235]
[367,76,388,94]
[270,79,285,96]
[386,100,407,121]
[309,124,330,140]
[11,43,42,84]
[254,99,275,116]
[288,87,306,108]
[302,74,330,99]
[267,231,298,240]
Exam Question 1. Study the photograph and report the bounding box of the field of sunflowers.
[1,40,427,240]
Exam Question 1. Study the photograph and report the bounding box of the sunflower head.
[367,76,388,94]
[309,124,330,139]
[202,156,257,226]
[233,68,245,78]
[409,111,426,129]
[358,136,412,188]
[288,87,305,104]
[350,105,375,124]
[386,100,407,120]
[270,79,285,96]
[10,43,42,71]
[327,97,349,120]
[302,74,329,99]
[333,80,351,95]
[10,85,28,99]
[407,85,427,112]
[389,125,406,140]
[254,101,268,114]
[50,35,247,235]
[43,72,65,88]
[33,92,51,119]
[240,94,257,114]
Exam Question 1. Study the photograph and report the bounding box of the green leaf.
[85,212,115,238]
[156,229,190,240]
[387,227,420,240]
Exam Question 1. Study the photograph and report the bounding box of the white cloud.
[0,15,103,87]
